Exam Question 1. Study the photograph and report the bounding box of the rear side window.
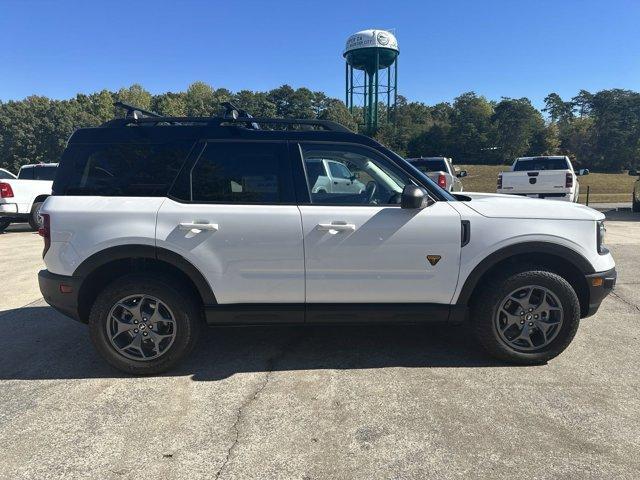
[53,142,192,196]
[172,141,293,204]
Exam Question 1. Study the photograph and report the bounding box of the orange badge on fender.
[426,255,441,266]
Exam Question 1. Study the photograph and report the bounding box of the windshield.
[514,158,569,171]
[410,159,448,172]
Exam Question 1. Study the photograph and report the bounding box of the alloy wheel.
[106,294,177,361]
[494,285,564,352]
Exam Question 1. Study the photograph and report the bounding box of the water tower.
[344,29,399,135]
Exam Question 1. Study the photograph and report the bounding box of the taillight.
[39,213,51,257]
[497,174,503,190]
[0,182,14,198]
[437,174,447,189]
[565,172,573,188]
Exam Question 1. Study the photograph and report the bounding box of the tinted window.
[410,159,447,172]
[329,161,352,179]
[17,167,34,179]
[33,166,57,181]
[514,158,569,171]
[0,170,15,179]
[53,142,191,196]
[186,142,291,204]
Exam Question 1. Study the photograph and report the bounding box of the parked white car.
[497,156,588,202]
[0,163,57,232]
[406,157,467,192]
[306,158,366,195]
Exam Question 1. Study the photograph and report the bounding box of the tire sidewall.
[89,275,201,375]
[474,270,580,364]
[29,202,44,230]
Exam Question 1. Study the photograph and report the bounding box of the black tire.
[471,268,580,365]
[89,274,202,375]
[28,201,44,230]
[0,219,10,233]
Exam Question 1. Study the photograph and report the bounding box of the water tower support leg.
[387,66,391,121]
[374,50,379,132]
[349,67,354,113]
[345,63,349,107]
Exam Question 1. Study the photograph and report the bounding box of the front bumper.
[38,269,83,322]
[584,267,617,317]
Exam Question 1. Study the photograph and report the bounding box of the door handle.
[317,223,356,233]
[179,222,219,232]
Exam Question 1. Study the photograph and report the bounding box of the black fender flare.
[456,241,594,305]
[73,245,217,304]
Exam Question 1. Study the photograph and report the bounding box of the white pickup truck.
[0,163,57,232]
[406,157,467,192]
[497,156,588,202]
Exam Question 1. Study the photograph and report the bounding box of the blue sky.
[0,0,638,108]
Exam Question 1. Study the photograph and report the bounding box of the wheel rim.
[106,295,177,361]
[494,285,564,352]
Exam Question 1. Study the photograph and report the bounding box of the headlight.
[597,221,607,255]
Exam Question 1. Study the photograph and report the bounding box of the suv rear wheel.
[0,219,10,233]
[89,274,202,374]
[472,269,580,364]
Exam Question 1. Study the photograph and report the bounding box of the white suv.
[38,107,616,374]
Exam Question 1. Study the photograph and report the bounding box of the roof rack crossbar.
[113,101,162,119]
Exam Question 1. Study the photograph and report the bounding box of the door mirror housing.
[457,170,468,178]
[578,169,590,176]
[401,185,429,209]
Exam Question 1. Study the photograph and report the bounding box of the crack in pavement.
[214,333,303,480]
[611,291,640,313]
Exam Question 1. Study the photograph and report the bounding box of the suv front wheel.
[472,269,580,364]
[89,274,202,375]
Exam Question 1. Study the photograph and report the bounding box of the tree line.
[0,82,638,173]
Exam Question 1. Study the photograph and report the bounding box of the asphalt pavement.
[0,213,638,480]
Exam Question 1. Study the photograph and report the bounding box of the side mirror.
[629,170,638,176]
[401,185,429,209]
[457,170,468,178]
[350,174,357,182]
[578,169,590,176]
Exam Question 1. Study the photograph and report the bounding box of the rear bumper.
[584,267,617,317]
[38,269,83,322]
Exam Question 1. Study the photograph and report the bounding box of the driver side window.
[300,143,410,206]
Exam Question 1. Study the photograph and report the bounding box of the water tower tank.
[343,30,399,135]
[343,29,399,74]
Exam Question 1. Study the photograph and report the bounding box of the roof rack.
[113,101,162,119]
[101,102,352,132]
[101,115,351,132]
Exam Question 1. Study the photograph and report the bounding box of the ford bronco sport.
[38,104,616,374]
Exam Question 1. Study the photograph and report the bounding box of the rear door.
[156,140,305,305]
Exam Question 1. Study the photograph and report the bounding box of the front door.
[297,142,462,305]
[156,140,304,305]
